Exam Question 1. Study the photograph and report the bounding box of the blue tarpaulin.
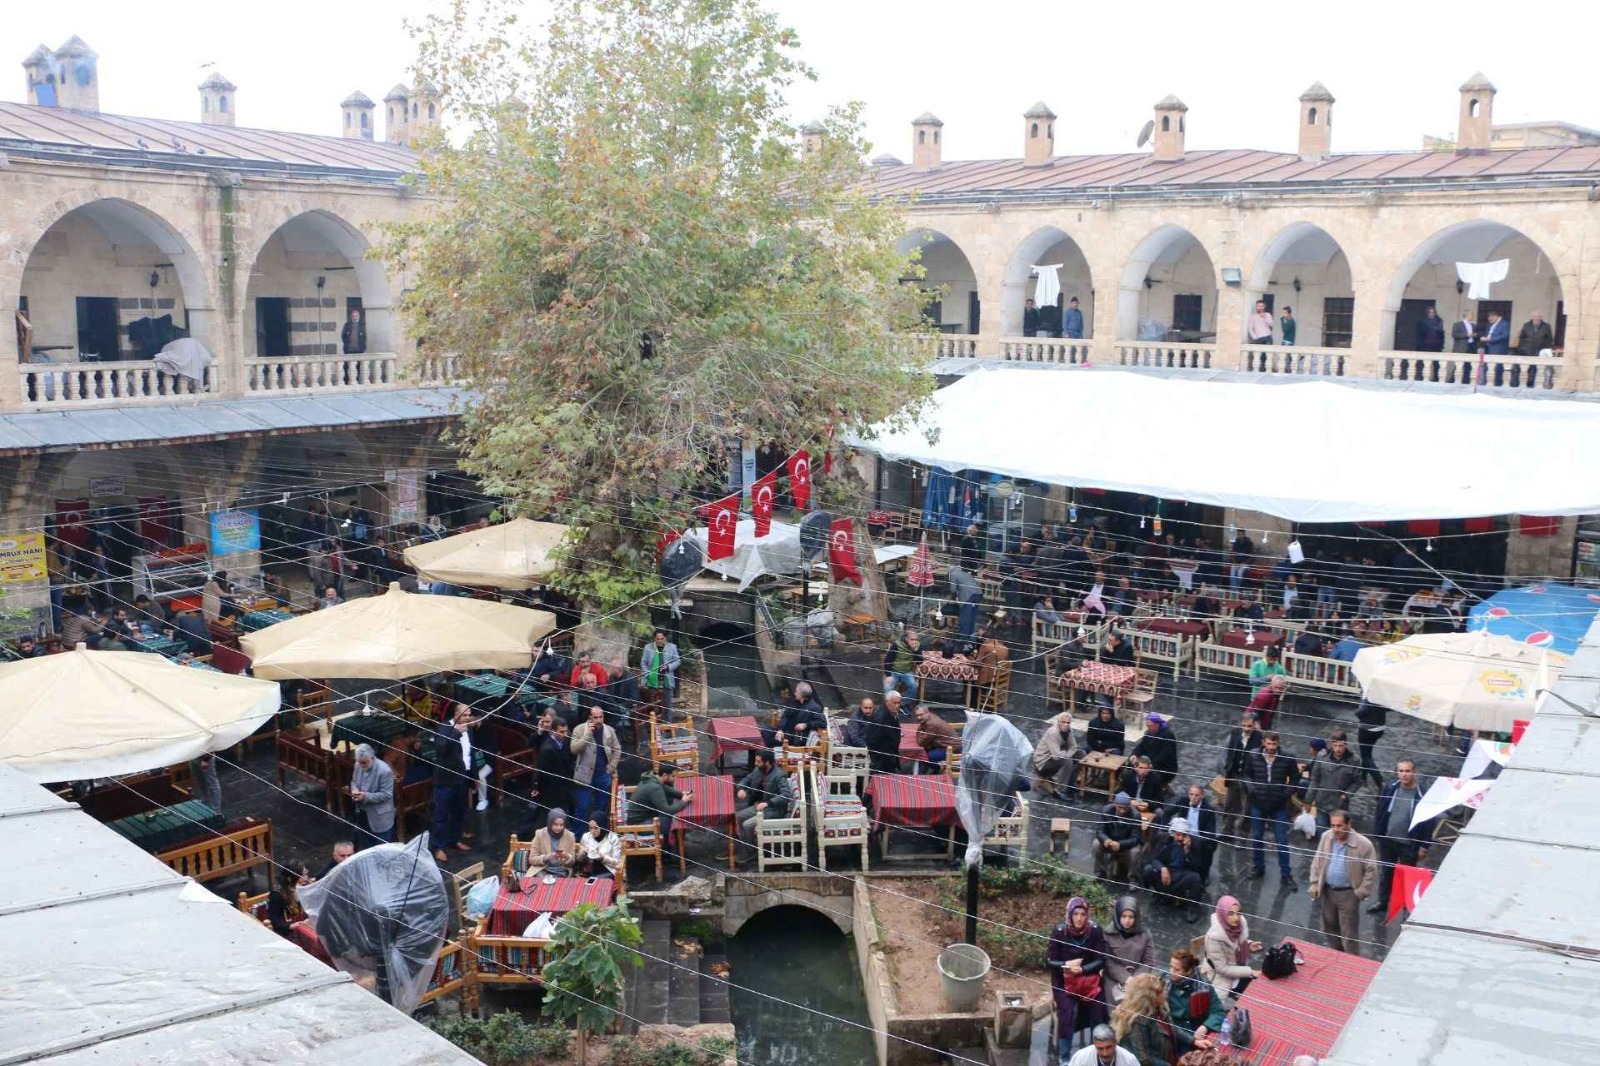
[922,469,985,532]
[1468,584,1600,655]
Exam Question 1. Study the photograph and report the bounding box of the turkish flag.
[828,518,862,585]
[1387,864,1436,923]
[788,451,813,511]
[655,528,680,560]
[751,471,778,538]
[56,498,90,548]
[1511,719,1530,745]
[699,493,740,562]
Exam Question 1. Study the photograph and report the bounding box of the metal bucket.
[936,942,991,1013]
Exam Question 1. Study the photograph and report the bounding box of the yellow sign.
[0,533,47,585]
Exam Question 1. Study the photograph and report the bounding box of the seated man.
[1161,782,1220,883]
[1084,704,1125,756]
[1093,792,1144,881]
[528,644,573,694]
[735,750,791,852]
[881,628,922,700]
[1130,714,1178,793]
[568,653,609,690]
[763,681,827,749]
[1293,628,1328,658]
[1142,818,1207,921]
[973,624,1010,689]
[626,765,693,846]
[843,697,900,774]
[1034,595,1064,626]
[1116,754,1169,813]
[12,634,44,659]
[913,704,959,767]
[1101,629,1135,668]
[1031,711,1081,799]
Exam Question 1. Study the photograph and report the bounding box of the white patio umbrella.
[402,518,569,590]
[1352,631,1566,734]
[0,645,281,783]
[240,582,557,681]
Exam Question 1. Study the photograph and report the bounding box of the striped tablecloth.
[1138,617,1209,638]
[485,876,618,936]
[1234,940,1380,1064]
[898,722,925,763]
[916,654,977,682]
[864,773,958,829]
[1219,627,1284,649]
[674,773,735,831]
[1059,662,1137,698]
[708,716,764,766]
[236,608,295,633]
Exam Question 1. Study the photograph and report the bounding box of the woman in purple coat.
[1048,895,1111,1059]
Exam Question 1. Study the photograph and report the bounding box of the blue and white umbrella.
[1468,584,1600,656]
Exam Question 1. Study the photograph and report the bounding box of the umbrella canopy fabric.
[402,518,569,590]
[0,647,281,782]
[1352,631,1566,733]
[240,583,556,681]
[1467,583,1600,656]
[907,534,935,588]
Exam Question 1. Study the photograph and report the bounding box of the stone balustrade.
[244,354,398,394]
[1112,341,1218,370]
[998,336,1093,365]
[17,359,211,409]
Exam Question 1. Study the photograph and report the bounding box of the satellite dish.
[1136,119,1155,149]
[798,510,833,561]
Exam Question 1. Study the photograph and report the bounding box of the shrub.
[429,1012,570,1064]
[607,1034,736,1066]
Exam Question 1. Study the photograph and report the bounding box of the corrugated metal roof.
[0,101,417,178]
[1324,618,1600,1066]
[0,764,480,1065]
[0,387,463,452]
[870,145,1600,200]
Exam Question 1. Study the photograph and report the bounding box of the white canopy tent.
[850,368,1600,523]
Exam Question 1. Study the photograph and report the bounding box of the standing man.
[1415,306,1446,353]
[1246,731,1302,890]
[1062,296,1085,340]
[1304,729,1362,832]
[1451,308,1476,353]
[1481,310,1510,355]
[525,718,574,837]
[948,564,982,645]
[1355,698,1387,789]
[349,744,396,848]
[340,307,367,355]
[1369,759,1436,916]
[570,705,622,824]
[1309,809,1376,955]
[1246,301,1275,345]
[428,705,479,864]
[882,628,922,700]
[1278,306,1296,345]
[1023,297,1041,338]
[189,753,224,815]
[640,629,681,720]
[1517,310,1554,355]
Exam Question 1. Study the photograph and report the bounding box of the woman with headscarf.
[526,808,578,879]
[1047,896,1110,1059]
[1202,895,1262,1004]
[1102,895,1155,1005]
[579,815,621,878]
[1111,972,1180,1066]
[1085,703,1125,756]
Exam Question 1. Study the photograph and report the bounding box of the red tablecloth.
[1139,618,1209,638]
[1234,941,1379,1064]
[899,721,927,762]
[674,773,736,831]
[289,921,335,966]
[868,509,893,526]
[1219,627,1284,649]
[485,877,618,936]
[864,773,958,829]
[708,716,764,765]
[1059,662,1137,697]
[917,654,977,682]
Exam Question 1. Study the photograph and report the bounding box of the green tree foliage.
[429,1012,571,1064]
[540,899,645,1056]
[394,0,934,622]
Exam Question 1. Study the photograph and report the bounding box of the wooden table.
[106,799,224,852]
[328,710,411,752]
[863,773,958,860]
[485,875,618,936]
[916,654,979,709]
[1077,751,1128,800]
[707,715,765,771]
[1219,627,1284,650]
[1138,617,1209,639]
[1059,662,1138,716]
[673,772,737,872]
[1233,940,1380,1063]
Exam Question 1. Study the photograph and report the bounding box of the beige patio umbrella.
[0,645,281,783]
[240,582,556,681]
[1352,631,1566,734]
[402,518,569,590]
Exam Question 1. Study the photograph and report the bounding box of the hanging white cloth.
[153,338,214,384]
[1455,259,1509,300]
[1031,263,1063,306]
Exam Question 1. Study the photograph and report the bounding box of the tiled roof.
[868,144,1600,200]
[0,100,417,176]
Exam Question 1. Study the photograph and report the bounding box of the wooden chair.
[978,660,1013,713]
[237,890,270,926]
[756,767,808,872]
[160,818,273,887]
[612,780,665,890]
[812,768,869,872]
[275,731,345,810]
[649,712,699,774]
[490,724,538,791]
[1123,668,1160,715]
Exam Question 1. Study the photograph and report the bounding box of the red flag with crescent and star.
[828,517,862,585]
[1387,864,1436,923]
[751,471,778,538]
[787,451,813,511]
[699,493,740,562]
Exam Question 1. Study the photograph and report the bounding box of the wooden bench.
[1126,629,1195,679]
[1193,639,1264,680]
[1282,649,1362,695]
[812,769,869,872]
[275,730,349,810]
[756,765,808,873]
[418,938,473,1009]
[158,818,272,886]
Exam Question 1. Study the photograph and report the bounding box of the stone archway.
[1246,222,1354,348]
[1001,226,1094,337]
[238,208,395,358]
[1117,225,1218,341]
[723,875,855,936]
[895,228,980,335]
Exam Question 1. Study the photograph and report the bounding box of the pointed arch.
[1117,225,1218,340]
[896,228,980,334]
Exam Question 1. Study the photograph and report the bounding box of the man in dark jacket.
[1143,818,1207,920]
[765,681,826,748]
[1368,758,1437,915]
[1130,714,1179,792]
[626,765,693,843]
[1162,781,1220,882]
[1117,755,1169,812]
[522,719,574,835]
[1246,731,1303,888]
[1222,710,1263,843]
[1304,729,1363,831]
[735,750,791,850]
[1517,311,1554,355]
[1415,305,1445,352]
[844,697,900,773]
[1022,297,1040,337]
[340,308,367,354]
[1093,792,1144,881]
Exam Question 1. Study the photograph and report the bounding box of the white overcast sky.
[6,0,1593,158]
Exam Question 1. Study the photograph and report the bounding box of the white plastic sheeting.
[684,518,806,591]
[851,368,1600,523]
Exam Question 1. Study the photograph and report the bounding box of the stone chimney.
[341,91,375,140]
[199,72,236,127]
[52,36,100,111]
[1152,95,1187,161]
[384,83,411,144]
[799,119,825,159]
[409,80,442,144]
[1298,82,1334,161]
[1024,102,1056,165]
[911,112,943,170]
[22,45,54,106]
[1457,72,1496,152]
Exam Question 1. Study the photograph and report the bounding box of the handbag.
[1229,1005,1253,1047]
[1261,940,1299,979]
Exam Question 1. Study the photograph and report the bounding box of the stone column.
[1346,273,1389,379]
[1556,270,1590,392]
[1212,284,1246,369]
[975,269,1004,359]
[1504,516,1577,580]
[1091,284,1118,364]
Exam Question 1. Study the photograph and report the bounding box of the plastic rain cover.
[955,712,1033,867]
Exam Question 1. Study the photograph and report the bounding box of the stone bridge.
[722,872,856,936]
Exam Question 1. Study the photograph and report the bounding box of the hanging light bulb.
[1069,491,1078,524]
[1426,539,1434,552]
[1140,516,1146,530]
